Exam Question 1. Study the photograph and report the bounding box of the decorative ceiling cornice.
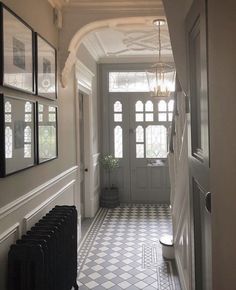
[63,0,163,13]
[48,0,70,9]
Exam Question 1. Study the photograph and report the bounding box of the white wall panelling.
[168,91,191,290]
[0,166,79,290]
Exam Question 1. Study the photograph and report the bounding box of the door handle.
[84,168,88,172]
[205,192,211,213]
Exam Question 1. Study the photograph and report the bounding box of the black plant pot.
[100,187,119,208]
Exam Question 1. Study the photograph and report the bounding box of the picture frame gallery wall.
[0,2,58,177]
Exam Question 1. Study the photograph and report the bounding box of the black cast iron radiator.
[7,205,79,290]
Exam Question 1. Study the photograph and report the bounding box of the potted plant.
[100,154,119,208]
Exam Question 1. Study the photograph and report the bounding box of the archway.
[61,16,159,87]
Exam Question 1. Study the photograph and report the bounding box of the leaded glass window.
[39,126,57,159]
[136,126,144,158]
[114,101,122,112]
[136,126,144,143]
[5,126,13,158]
[24,126,31,143]
[25,102,32,112]
[146,125,167,158]
[135,101,144,122]
[114,126,123,158]
[38,104,57,162]
[158,100,174,122]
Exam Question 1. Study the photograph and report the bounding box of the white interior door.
[109,93,173,203]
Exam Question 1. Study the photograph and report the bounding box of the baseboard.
[89,191,100,217]
[175,252,188,290]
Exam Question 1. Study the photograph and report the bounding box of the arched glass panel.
[158,100,167,112]
[25,102,32,112]
[5,101,12,113]
[168,100,174,112]
[5,126,12,158]
[145,100,153,112]
[135,101,144,112]
[114,126,123,158]
[136,126,144,142]
[146,125,167,158]
[114,101,122,112]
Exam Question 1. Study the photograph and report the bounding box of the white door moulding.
[61,16,159,87]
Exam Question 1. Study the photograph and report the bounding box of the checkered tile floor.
[77,204,181,290]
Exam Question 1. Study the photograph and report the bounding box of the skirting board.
[175,252,188,290]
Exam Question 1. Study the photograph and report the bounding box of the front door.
[187,0,212,289]
[109,93,173,203]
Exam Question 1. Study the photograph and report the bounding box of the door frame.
[75,60,95,218]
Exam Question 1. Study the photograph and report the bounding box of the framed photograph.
[36,102,58,164]
[0,95,36,177]
[36,34,57,100]
[0,3,35,93]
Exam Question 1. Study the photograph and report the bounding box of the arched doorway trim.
[61,16,158,87]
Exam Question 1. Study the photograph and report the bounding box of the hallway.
[78,204,181,289]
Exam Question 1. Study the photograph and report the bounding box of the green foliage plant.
[100,154,119,189]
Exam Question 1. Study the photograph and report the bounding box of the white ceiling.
[48,0,173,64]
[82,21,173,64]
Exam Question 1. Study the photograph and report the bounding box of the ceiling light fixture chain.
[146,19,176,98]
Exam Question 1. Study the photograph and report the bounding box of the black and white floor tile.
[78,204,181,290]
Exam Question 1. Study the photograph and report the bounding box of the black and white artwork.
[0,4,34,93]
[37,35,57,100]
[13,37,26,70]
[0,95,36,177]
[37,102,58,164]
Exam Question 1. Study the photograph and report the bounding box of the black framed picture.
[0,3,35,94]
[36,34,57,100]
[0,95,36,177]
[36,102,58,164]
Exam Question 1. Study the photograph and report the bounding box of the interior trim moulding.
[48,0,70,9]
[0,166,78,220]
[23,179,76,232]
[0,223,20,244]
